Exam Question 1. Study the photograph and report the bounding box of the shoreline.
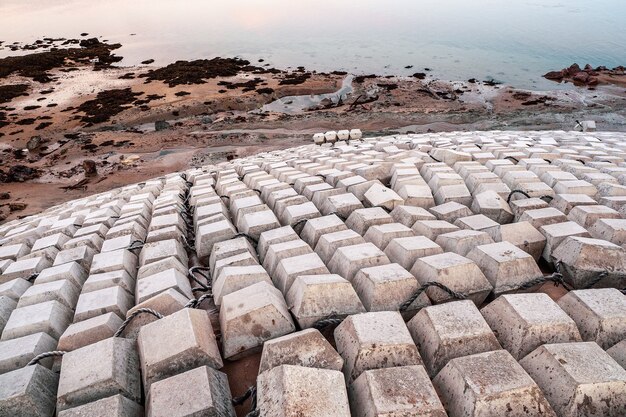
[1,39,626,223]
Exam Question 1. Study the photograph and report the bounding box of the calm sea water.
[1,0,625,90]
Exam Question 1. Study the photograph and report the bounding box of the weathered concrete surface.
[2,300,73,341]
[520,342,626,417]
[0,332,57,374]
[0,364,59,417]
[349,365,447,417]
[481,293,582,359]
[334,311,422,383]
[407,300,501,377]
[58,313,123,352]
[434,350,556,417]
[57,394,143,417]
[258,328,343,374]
[257,365,351,417]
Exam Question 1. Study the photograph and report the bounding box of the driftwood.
[61,178,90,190]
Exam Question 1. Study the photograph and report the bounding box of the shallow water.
[1,0,625,90]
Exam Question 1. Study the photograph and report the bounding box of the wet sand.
[1,40,626,223]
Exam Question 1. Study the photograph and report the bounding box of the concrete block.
[320,193,364,218]
[2,300,72,341]
[553,179,598,196]
[258,328,343,374]
[435,350,556,417]
[195,220,237,264]
[300,215,347,249]
[63,233,104,251]
[139,239,188,268]
[485,221,546,262]
[607,340,626,369]
[83,270,134,295]
[280,201,321,226]
[286,274,365,328]
[74,286,134,323]
[345,207,393,235]
[257,226,299,264]
[138,308,222,390]
[237,208,281,241]
[120,289,189,339]
[328,243,390,282]
[557,289,626,349]
[429,202,473,223]
[0,243,30,261]
[352,263,430,315]
[407,300,501,377]
[433,184,472,206]
[57,337,141,411]
[481,293,582,359]
[349,365,447,417]
[384,236,443,270]
[257,365,350,417]
[58,313,123,352]
[314,229,366,264]
[410,252,492,305]
[411,220,460,240]
[0,332,57,374]
[364,183,404,211]
[436,230,495,256]
[550,193,597,215]
[31,233,70,253]
[0,278,31,301]
[539,221,590,264]
[334,311,422,383]
[136,268,193,304]
[1,256,51,283]
[0,259,12,274]
[213,265,272,306]
[519,207,568,229]
[90,249,138,277]
[219,282,295,359]
[363,222,414,250]
[17,279,79,309]
[520,342,626,417]
[390,205,436,227]
[454,214,500,232]
[590,218,626,246]
[552,237,626,288]
[510,197,550,221]
[0,364,58,417]
[0,296,17,334]
[57,394,143,417]
[274,253,329,293]
[146,366,235,417]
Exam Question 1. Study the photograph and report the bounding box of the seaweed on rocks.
[0,84,29,104]
[77,88,142,124]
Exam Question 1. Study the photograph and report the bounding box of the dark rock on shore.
[82,159,97,176]
[77,88,142,124]
[0,165,41,183]
[0,84,29,104]
[141,59,155,65]
[543,63,624,86]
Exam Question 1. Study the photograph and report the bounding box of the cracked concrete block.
[435,350,556,417]
[552,237,626,289]
[220,282,295,359]
[334,311,422,383]
[467,241,542,294]
[106,221,147,241]
[364,183,404,211]
[481,293,582,359]
[328,243,390,282]
[607,340,626,369]
[17,279,79,309]
[435,230,494,257]
[139,239,188,268]
[300,215,347,249]
[345,207,393,235]
[258,328,343,374]
[589,218,626,246]
[0,278,31,301]
[257,365,350,417]
[390,205,436,227]
[320,192,364,219]
[0,332,57,374]
[213,265,272,306]
[314,229,366,264]
[58,313,123,352]
[146,366,235,417]
[138,308,222,390]
[539,221,590,264]
[286,274,365,328]
[257,226,299,264]
[274,253,329,293]
[74,286,134,323]
[2,300,72,341]
[0,364,58,417]
[520,342,626,417]
[57,337,141,412]
[136,268,193,304]
[407,300,501,377]
[57,394,143,417]
[410,252,492,305]
[557,289,626,349]
[349,365,447,417]
[195,220,237,264]
[411,220,460,240]
[90,249,138,277]
[352,263,430,316]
